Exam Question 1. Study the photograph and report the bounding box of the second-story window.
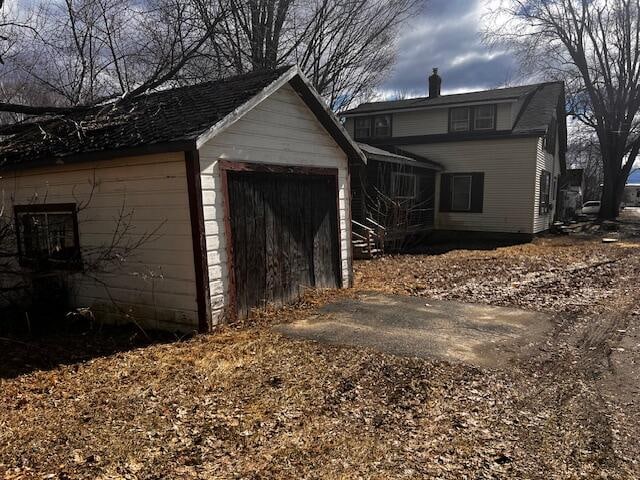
[373,115,391,137]
[450,104,497,132]
[450,107,470,132]
[474,105,496,130]
[354,115,391,140]
[354,117,372,139]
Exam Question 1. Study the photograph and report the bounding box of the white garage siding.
[0,153,199,331]
[402,138,540,234]
[198,83,352,324]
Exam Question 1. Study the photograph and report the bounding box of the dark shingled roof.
[342,81,565,136]
[0,66,293,169]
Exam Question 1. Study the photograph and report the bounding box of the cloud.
[381,0,518,97]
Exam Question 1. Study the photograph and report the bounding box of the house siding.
[198,83,352,324]
[343,101,514,138]
[402,138,540,234]
[393,109,449,136]
[0,153,199,331]
[532,136,561,233]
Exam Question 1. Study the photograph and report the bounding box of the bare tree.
[485,0,640,219]
[0,0,226,116]
[567,124,604,201]
[195,0,424,110]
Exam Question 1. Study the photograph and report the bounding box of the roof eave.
[0,139,196,173]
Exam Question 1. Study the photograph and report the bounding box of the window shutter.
[470,173,484,213]
[439,174,452,212]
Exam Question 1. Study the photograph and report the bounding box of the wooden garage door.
[227,171,341,318]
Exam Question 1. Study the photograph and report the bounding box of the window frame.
[440,172,484,213]
[14,203,81,270]
[354,117,372,140]
[373,115,392,138]
[539,170,552,215]
[449,104,497,133]
[473,104,496,131]
[391,171,418,199]
[449,107,471,132]
[353,114,392,140]
[450,174,473,212]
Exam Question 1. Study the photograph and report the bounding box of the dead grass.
[2,236,640,479]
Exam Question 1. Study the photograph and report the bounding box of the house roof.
[341,81,564,136]
[357,143,442,170]
[0,66,365,171]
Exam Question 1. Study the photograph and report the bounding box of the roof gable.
[0,66,364,170]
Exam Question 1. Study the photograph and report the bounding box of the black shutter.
[440,174,452,212]
[470,173,484,213]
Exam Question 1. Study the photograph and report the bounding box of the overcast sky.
[380,0,517,97]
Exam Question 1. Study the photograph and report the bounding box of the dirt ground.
[2,227,640,479]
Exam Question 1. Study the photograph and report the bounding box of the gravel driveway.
[275,292,551,368]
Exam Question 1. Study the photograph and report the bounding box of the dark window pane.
[474,105,495,130]
[15,206,79,266]
[392,173,417,198]
[450,107,470,132]
[451,175,472,211]
[47,213,76,260]
[374,115,390,137]
[354,117,371,139]
[20,213,48,258]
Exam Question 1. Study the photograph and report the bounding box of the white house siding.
[344,117,355,137]
[393,109,449,136]
[496,103,513,130]
[402,138,540,234]
[532,136,561,233]
[198,83,352,324]
[343,101,514,138]
[0,153,199,331]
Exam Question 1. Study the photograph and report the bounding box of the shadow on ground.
[0,325,183,380]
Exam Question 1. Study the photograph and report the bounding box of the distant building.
[623,169,640,207]
[558,168,584,219]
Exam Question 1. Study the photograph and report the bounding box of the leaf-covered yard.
[2,233,640,479]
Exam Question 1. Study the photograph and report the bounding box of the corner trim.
[184,150,212,333]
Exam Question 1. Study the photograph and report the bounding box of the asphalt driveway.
[275,292,552,368]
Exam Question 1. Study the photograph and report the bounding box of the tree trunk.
[599,154,628,220]
[598,134,639,220]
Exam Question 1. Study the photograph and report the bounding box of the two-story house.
[341,69,567,241]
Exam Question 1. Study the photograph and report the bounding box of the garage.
[226,168,341,318]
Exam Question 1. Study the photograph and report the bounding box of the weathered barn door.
[227,170,341,318]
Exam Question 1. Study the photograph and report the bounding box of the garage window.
[15,204,80,268]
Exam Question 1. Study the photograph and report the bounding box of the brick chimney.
[429,68,442,98]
